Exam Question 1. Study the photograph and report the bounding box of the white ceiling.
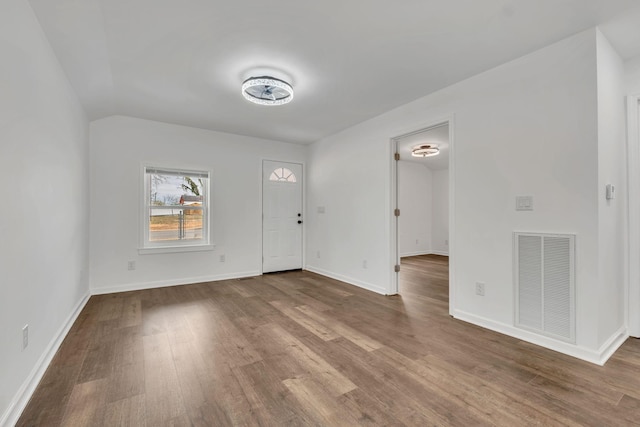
[27,0,640,144]
[397,124,449,171]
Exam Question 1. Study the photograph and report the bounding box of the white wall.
[89,116,306,293]
[397,162,449,257]
[306,121,391,294]
[626,55,640,93]
[398,161,432,257]
[0,0,90,424]
[432,169,449,255]
[596,30,627,348]
[307,29,622,361]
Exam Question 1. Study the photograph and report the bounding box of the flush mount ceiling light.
[242,76,294,106]
[411,144,440,157]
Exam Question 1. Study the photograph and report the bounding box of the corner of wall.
[595,28,627,348]
[0,293,90,427]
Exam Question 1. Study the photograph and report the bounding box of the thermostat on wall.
[516,196,533,211]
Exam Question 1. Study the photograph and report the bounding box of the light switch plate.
[606,184,615,200]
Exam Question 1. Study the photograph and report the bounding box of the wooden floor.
[17,255,640,426]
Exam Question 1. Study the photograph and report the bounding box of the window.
[269,167,297,183]
[141,166,212,253]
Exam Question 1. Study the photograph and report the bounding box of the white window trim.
[138,244,215,255]
[139,164,213,255]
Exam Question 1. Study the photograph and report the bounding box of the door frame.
[627,94,640,337]
[389,114,455,315]
[260,158,306,274]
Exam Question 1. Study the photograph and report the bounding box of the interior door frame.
[627,94,640,337]
[260,158,306,274]
[389,114,455,315]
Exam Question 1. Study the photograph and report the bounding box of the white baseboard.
[91,271,261,295]
[452,309,628,365]
[597,326,629,364]
[304,265,389,295]
[400,250,431,257]
[430,250,449,256]
[400,250,449,257]
[1,292,90,427]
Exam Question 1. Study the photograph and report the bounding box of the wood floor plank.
[167,337,208,410]
[106,325,145,403]
[17,255,640,426]
[421,354,575,426]
[326,341,457,426]
[231,361,316,425]
[235,295,282,319]
[102,394,146,427]
[269,299,339,341]
[282,377,360,426]
[262,275,333,312]
[336,388,410,426]
[205,306,263,367]
[76,320,119,383]
[168,328,242,426]
[96,295,125,322]
[326,339,484,426]
[15,364,80,427]
[527,374,633,425]
[617,394,640,424]
[228,283,256,298]
[296,305,383,351]
[197,361,255,426]
[142,333,186,426]
[259,323,357,396]
[59,379,108,427]
[300,275,354,298]
[180,307,261,425]
[119,296,142,328]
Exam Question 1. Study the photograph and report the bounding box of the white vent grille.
[514,233,575,343]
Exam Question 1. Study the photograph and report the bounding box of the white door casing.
[627,95,640,337]
[262,160,303,273]
[389,115,455,309]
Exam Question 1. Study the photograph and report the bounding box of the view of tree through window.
[144,167,209,247]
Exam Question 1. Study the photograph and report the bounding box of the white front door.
[262,160,303,273]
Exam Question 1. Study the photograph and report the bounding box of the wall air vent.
[514,232,575,343]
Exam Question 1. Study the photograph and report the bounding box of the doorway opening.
[390,119,454,313]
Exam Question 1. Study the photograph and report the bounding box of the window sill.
[138,243,215,255]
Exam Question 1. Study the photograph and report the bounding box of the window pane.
[150,173,204,206]
[269,167,297,183]
[145,168,208,246]
[149,208,204,242]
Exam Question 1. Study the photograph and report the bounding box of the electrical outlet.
[363,260,368,269]
[416,239,419,245]
[445,239,448,246]
[475,282,485,296]
[317,250,321,258]
[127,260,136,271]
[220,254,226,262]
[22,324,28,350]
